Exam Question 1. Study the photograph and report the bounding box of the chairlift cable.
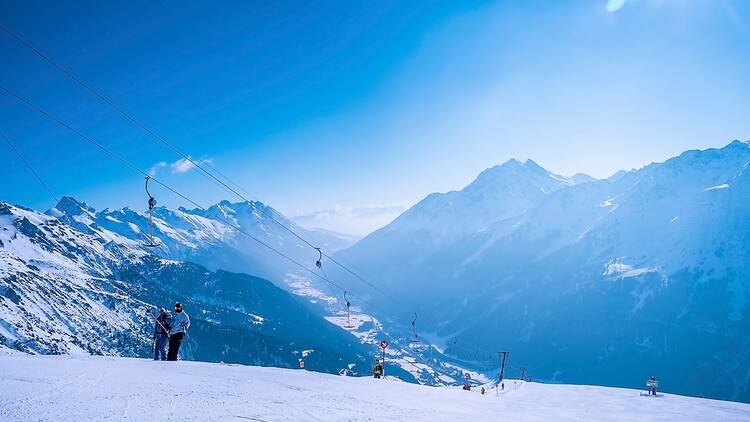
[316,258,343,310]
[0,84,380,310]
[0,26,508,371]
[0,22,397,301]
[0,130,59,205]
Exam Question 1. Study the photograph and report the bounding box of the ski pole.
[146,307,171,334]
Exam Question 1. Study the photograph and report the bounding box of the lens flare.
[606,0,626,13]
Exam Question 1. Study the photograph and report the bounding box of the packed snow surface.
[1,354,749,422]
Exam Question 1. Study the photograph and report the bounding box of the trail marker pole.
[380,340,389,377]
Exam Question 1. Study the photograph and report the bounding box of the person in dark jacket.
[167,302,190,361]
[372,359,383,379]
[152,308,171,361]
[648,376,659,396]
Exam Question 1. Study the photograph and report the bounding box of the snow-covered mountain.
[333,159,582,301]
[55,197,355,283]
[336,140,750,402]
[387,158,576,237]
[0,201,375,375]
[0,202,149,355]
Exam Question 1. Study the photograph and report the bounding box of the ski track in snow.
[1,354,749,422]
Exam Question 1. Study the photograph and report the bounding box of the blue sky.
[1,0,749,235]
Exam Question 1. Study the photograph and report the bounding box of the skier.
[648,376,658,396]
[167,302,190,361]
[481,387,486,395]
[372,359,383,379]
[152,308,171,361]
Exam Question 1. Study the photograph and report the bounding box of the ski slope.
[1,353,748,422]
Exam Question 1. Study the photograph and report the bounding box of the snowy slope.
[0,201,151,354]
[1,354,748,422]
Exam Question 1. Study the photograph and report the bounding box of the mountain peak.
[726,139,749,149]
[466,158,572,194]
[211,199,281,219]
[56,196,96,216]
[473,159,529,181]
[386,157,576,236]
[212,199,264,210]
[504,158,524,166]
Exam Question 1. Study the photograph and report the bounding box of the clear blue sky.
[1,0,748,234]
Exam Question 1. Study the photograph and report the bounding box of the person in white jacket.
[167,302,190,361]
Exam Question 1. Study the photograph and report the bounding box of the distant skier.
[152,308,171,361]
[647,376,658,396]
[167,302,190,361]
[372,359,383,379]
[481,387,486,395]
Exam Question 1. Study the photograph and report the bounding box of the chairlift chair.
[143,176,160,248]
[314,247,322,268]
[411,313,419,344]
[344,290,353,329]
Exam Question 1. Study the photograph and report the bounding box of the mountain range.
[336,140,750,402]
[54,197,355,282]
[2,140,749,401]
